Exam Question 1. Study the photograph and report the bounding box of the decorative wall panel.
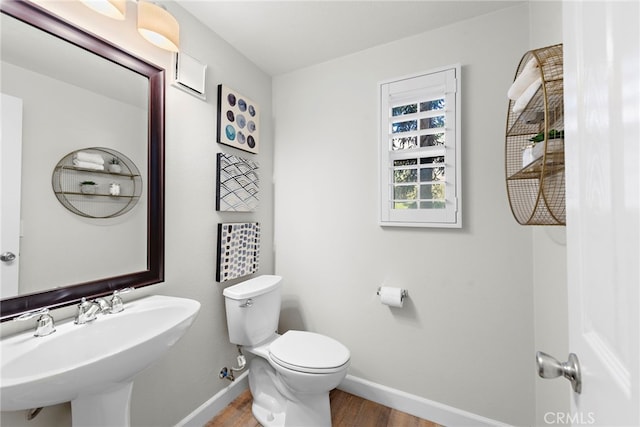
[217,84,260,154]
[216,222,260,282]
[216,153,259,212]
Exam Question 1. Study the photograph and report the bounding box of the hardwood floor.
[205,389,257,427]
[205,389,441,427]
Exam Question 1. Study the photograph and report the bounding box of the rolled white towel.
[74,151,104,165]
[73,159,105,170]
[512,77,542,114]
[507,58,541,101]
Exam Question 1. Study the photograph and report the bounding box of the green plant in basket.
[529,129,564,143]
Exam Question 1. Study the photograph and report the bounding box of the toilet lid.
[269,331,350,373]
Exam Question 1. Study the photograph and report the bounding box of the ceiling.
[176,1,523,76]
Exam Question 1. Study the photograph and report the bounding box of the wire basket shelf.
[505,44,565,225]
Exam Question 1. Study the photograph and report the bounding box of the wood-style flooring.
[205,389,441,427]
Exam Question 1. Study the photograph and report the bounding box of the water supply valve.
[236,354,246,370]
[219,367,232,381]
[219,349,246,382]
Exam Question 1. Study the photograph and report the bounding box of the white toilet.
[223,275,350,427]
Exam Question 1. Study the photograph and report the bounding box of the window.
[379,65,461,227]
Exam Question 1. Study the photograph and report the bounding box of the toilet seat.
[269,330,350,374]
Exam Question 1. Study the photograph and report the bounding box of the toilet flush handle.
[239,298,253,308]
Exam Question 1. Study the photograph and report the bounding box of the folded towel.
[507,58,541,100]
[74,151,104,165]
[73,159,105,170]
[521,57,539,73]
[512,77,542,114]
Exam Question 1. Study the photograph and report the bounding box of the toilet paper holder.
[376,287,408,301]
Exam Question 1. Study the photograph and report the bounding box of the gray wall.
[273,4,535,426]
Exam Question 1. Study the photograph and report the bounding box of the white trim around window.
[379,65,461,228]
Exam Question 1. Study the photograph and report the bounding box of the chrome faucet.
[14,308,56,337]
[75,298,102,324]
[74,288,134,324]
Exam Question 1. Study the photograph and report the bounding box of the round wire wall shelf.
[52,147,143,218]
[505,43,565,225]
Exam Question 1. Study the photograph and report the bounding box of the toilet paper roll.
[378,286,404,308]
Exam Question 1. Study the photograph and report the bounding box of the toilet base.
[248,358,332,427]
[252,402,285,427]
[251,392,331,427]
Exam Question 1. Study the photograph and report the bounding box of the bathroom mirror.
[0,0,164,319]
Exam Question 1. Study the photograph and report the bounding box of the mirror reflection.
[0,1,164,319]
[1,12,148,299]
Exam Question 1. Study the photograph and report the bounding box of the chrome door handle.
[1,252,16,262]
[536,351,582,394]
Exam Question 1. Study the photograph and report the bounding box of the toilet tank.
[223,275,282,346]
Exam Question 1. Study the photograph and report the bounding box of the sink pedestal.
[71,382,133,427]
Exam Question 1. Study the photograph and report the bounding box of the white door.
[0,93,23,298]
[563,1,639,426]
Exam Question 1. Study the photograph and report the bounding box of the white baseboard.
[175,371,249,427]
[176,371,510,427]
[338,375,512,427]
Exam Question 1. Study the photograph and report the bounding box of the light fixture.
[137,0,180,52]
[81,0,180,52]
[81,0,126,20]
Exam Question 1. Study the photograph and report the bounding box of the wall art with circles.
[217,84,260,154]
[216,222,261,282]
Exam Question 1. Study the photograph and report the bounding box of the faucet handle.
[34,312,56,337]
[110,287,134,313]
[114,287,134,296]
[15,307,49,321]
[14,308,56,337]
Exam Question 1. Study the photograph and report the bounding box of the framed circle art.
[217,84,260,154]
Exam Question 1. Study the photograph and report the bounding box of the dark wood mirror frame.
[0,0,165,320]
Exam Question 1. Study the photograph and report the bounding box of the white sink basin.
[1,295,200,426]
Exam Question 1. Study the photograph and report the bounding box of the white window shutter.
[379,65,461,228]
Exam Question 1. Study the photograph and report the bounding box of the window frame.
[378,65,461,228]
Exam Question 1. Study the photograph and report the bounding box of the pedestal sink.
[1,295,200,426]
